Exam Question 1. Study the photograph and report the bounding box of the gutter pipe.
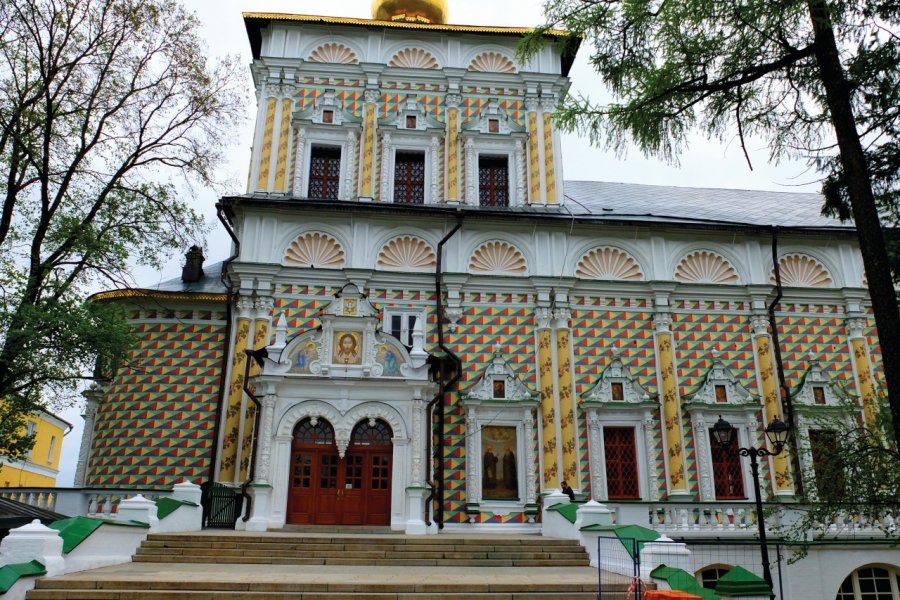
[240,348,267,522]
[767,226,803,494]
[425,214,463,529]
[208,204,240,491]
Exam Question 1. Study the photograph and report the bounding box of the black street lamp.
[712,415,790,600]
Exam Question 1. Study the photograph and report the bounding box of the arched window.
[293,418,335,445]
[351,419,393,446]
[697,565,732,590]
[836,566,900,600]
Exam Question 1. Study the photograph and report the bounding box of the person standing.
[502,445,517,490]
[483,445,498,489]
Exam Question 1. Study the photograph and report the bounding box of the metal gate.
[201,482,243,529]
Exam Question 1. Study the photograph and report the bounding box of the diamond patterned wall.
[775,305,855,389]
[87,317,226,488]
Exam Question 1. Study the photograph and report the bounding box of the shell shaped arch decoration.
[468,51,517,74]
[308,43,359,65]
[283,232,347,268]
[773,253,833,287]
[675,250,739,284]
[468,241,528,276]
[376,235,437,271]
[576,247,644,281]
[389,48,439,69]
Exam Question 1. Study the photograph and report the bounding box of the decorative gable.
[462,100,525,135]
[792,358,850,408]
[683,351,755,406]
[268,284,429,380]
[582,351,653,406]
[379,95,443,131]
[295,90,361,127]
[461,346,539,404]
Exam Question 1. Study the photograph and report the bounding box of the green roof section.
[715,566,771,597]
[155,497,197,520]
[49,516,149,554]
[0,560,46,594]
[547,502,579,523]
[614,525,660,558]
[650,565,719,600]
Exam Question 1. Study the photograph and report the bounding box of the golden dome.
[372,0,448,24]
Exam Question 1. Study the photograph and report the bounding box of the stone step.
[135,547,587,559]
[28,591,611,599]
[145,535,579,547]
[140,540,584,553]
[132,555,591,567]
[29,578,613,599]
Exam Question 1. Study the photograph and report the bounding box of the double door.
[287,442,392,525]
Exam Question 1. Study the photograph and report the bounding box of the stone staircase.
[27,532,626,599]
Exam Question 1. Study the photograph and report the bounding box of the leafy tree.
[0,0,244,461]
[521,0,900,444]
[785,395,899,557]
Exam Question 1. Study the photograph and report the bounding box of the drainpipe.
[767,227,804,494]
[240,347,267,522]
[426,214,463,528]
[208,204,240,490]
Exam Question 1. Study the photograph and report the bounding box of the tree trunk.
[806,0,900,445]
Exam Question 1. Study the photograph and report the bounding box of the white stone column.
[465,408,479,505]
[586,411,607,501]
[343,129,358,200]
[380,132,393,202]
[292,128,307,197]
[430,135,440,203]
[255,393,277,485]
[73,385,103,486]
[524,407,537,508]
[642,414,661,502]
[691,412,715,501]
[465,137,476,204]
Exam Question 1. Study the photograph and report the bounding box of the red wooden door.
[348,419,393,526]
[287,419,339,525]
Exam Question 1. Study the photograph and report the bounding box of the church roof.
[226,180,851,233]
[91,261,228,303]
[564,181,842,228]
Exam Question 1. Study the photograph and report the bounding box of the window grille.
[478,156,509,207]
[394,151,425,204]
[604,427,640,499]
[293,418,335,445]
[709,430,745,499]
[351,420,393,446]
[308,146,341,200]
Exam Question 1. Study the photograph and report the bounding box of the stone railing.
[0,487,174,518]
[607,501,777,537]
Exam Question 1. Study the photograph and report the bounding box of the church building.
[75,0,882,539]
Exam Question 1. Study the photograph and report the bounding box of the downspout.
[208,203,240,488]
[240,347,267,522]
[767,227,804,493]
[426,214,463,528]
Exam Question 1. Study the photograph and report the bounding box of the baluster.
[47,492,56,512]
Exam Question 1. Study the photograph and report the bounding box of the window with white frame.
[48,435,56,463]
[708,428,746,499]
[308,145,342,200]
[393,151,426,204]
[603,426,640,499]
[383,307,425,347]
[836,566,900,600]
[478,155,510,207]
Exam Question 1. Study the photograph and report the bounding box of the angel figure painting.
[291,342,318,374]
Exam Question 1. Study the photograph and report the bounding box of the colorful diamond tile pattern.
[460,96,525,127]
[672,309,756,396]
[441,301,535,523]
[86,318,226,488]
[775,306,855,389]
[570,299,657,394]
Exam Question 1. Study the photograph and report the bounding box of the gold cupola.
[372,0,448,24]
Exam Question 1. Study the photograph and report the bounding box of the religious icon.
[376,344,401,376]
[291,341,317,374]
[611,382,624,401]
[342,299,358,316]
[715,385,728,403]
[333,331,362,365]
[492,379,506,399]
[481,425,518,501]
[813,386,826,405]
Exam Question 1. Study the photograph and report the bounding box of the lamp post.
[712,415,790,600]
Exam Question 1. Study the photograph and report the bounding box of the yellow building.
[0,410,72,488]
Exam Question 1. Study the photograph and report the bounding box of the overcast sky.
[54,0,823,486]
